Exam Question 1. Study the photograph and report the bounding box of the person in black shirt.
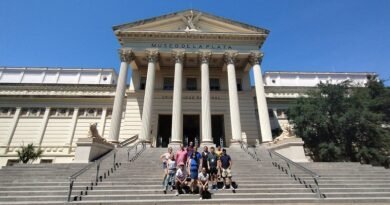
[219,149,234,190]
[201,146,209,173]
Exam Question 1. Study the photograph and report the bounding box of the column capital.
[198,50,212,64]
[146,49,159,63]
[172,49,185,63]
[118,48,135,63]
[224,51,239,65]
[249,51,264,65]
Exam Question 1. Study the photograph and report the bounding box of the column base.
[229,141,242,148]
[200,141,216,148]
[168,142,183,149]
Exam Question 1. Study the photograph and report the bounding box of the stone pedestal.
[73,138,115,163]
[266,138,308,162]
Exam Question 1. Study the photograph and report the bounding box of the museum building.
[0,10,374,166]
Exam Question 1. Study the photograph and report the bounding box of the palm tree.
[16,143,43,164]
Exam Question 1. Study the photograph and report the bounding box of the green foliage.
[16,143,43,164]
[287,78,390,167]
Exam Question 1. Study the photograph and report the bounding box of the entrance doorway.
[212,115,225,147]
[183,115,200,146]
[157,115,172,147]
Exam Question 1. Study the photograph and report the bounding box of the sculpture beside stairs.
[73,123,114,163]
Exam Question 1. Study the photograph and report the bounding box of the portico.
[108,10,273,147]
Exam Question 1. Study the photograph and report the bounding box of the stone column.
[199,51,213,145]
[139,49,159,143]
[170,50,184,146]
[250,51,273,142]
[108,48,134,143]
[225,52,242,143]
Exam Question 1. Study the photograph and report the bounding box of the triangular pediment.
[113,9,269,34]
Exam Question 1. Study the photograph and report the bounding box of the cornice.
[0,84,116,97]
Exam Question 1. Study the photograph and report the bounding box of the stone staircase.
[255,146,390,203]
[0,145,389,204]
[69,147,319,204]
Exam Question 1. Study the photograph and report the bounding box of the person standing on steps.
[175,162,188,196]
[160,147,173,189]
[198,167,209,200]
[220,149,235,190]
[186,141,194,157]
[187,150,201,193]
[163,154,176,194]
[201,146,209,174]
[175,144,187,167]
[215,145,223,179]
[207,146,219,190]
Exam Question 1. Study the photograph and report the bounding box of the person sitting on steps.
[198,167,209,200]
[175,162,188,196]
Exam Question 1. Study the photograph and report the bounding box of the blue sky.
[0,0,389,84]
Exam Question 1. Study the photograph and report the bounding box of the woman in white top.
[163,154,176,193]
[160,147,173,190]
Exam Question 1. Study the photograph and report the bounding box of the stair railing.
[127,140,146,162]
[268,149,323,199]
[67,140,147,202]
[67,148,119,202]
[239,141,260,161]
[119,134,138,147]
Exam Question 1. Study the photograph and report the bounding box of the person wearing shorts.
[207,146,219,190]
[220,149,235,190]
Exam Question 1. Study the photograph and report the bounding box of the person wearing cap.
[220,148,234,190]
[175,162,188,196]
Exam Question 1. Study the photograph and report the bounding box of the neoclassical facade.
[0,10,375,166]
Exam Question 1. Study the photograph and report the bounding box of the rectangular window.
[210,78,220,91]
[40,159,53,164]
[6,159,19,166]
[186,78,197,90]
[139,77,146,90]
[237,78,242,91]
[163,77,174,90]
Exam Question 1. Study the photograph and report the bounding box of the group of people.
[160,142,234,200]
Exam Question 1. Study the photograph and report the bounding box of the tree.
[287,78,390,167]
[16,143,43,164]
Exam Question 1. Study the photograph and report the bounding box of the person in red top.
[175,144,188,166]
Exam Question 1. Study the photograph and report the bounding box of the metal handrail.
[127,140,146,161]
[239,141,260,161]
[67,141,147,202]
[67,148,118,202]
[119,134,139,147]
[268,149,323,199]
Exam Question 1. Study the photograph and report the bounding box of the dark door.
[157,115,172,147]
[212,115,225,147]
[183,115,200,146]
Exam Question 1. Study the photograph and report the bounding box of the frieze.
[151,43,233,50]
[160,95,223,100]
